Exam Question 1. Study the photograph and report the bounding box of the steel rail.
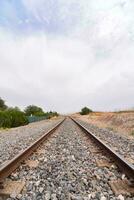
[71,117,134,180]
[0,118,65,185]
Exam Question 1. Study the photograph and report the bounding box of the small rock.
[96,174,101,180]
[72,155,75,161]
[10,192,17,198]
[111,164,116,169]
[70,194,83,200]
[35,180,40,186]
[83,197,89,200]
[17,194,22,199]
[27,183,33,191]
[12,172,18,179]
[100,196,106,200]
[39,187,44,193]
[44,158,47,162]
[91,192,96,198]
[82,178,88,186]
[117,194,125,200]
[88,194,91,199]
[121,174,125,180]
[51,193,58,200]
[38,157,44,161]
[45,192,51,200]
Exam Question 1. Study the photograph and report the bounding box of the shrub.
[7,108,29,127]
[0,111,11,128]
[24,105,45,116]
[80,107,92,115]
[45,111,59,119]
[0,109,29,128]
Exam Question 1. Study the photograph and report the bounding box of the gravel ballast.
[7,118,133,200]
[0,118,63,166]
[75,118,134,163]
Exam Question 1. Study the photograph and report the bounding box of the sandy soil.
[73,112,134,139]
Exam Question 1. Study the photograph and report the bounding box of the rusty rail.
[71,117,134,181]
[0,118,65,185]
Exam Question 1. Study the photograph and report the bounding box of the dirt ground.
[73,112,134,139]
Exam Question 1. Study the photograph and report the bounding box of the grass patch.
[0,127,10,132]
[130,130,134,136]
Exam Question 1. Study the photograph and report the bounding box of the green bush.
[0,111,11,128]
[80,107,93,115]
[24,105,45,116]
[0,109,29,128]
[45,111,59,119]
[7,109,29,127]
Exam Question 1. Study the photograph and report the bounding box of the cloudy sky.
[0,0,134,113]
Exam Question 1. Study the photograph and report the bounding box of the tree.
[0,108,28,128]
[7,106,20,112]
[80,107,92,115]
[0,111,11,128]
[7,108,28,127]
[0,97,7,110]
[24,105,45,116]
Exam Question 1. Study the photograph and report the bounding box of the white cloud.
[0,0,134,113]
[0,31,92,112]
[0,28,134,113]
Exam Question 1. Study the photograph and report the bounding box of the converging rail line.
[0,118,65,189]
[71,117,134,182]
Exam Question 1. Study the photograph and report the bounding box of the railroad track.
[0,117,134,199]
[0,118,65,189]
[70,117,134,181]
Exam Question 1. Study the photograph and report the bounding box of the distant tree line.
[0,97,59,128]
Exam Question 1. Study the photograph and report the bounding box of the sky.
[0,0,134,113]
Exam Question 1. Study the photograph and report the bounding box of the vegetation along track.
[0,117,134,199]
